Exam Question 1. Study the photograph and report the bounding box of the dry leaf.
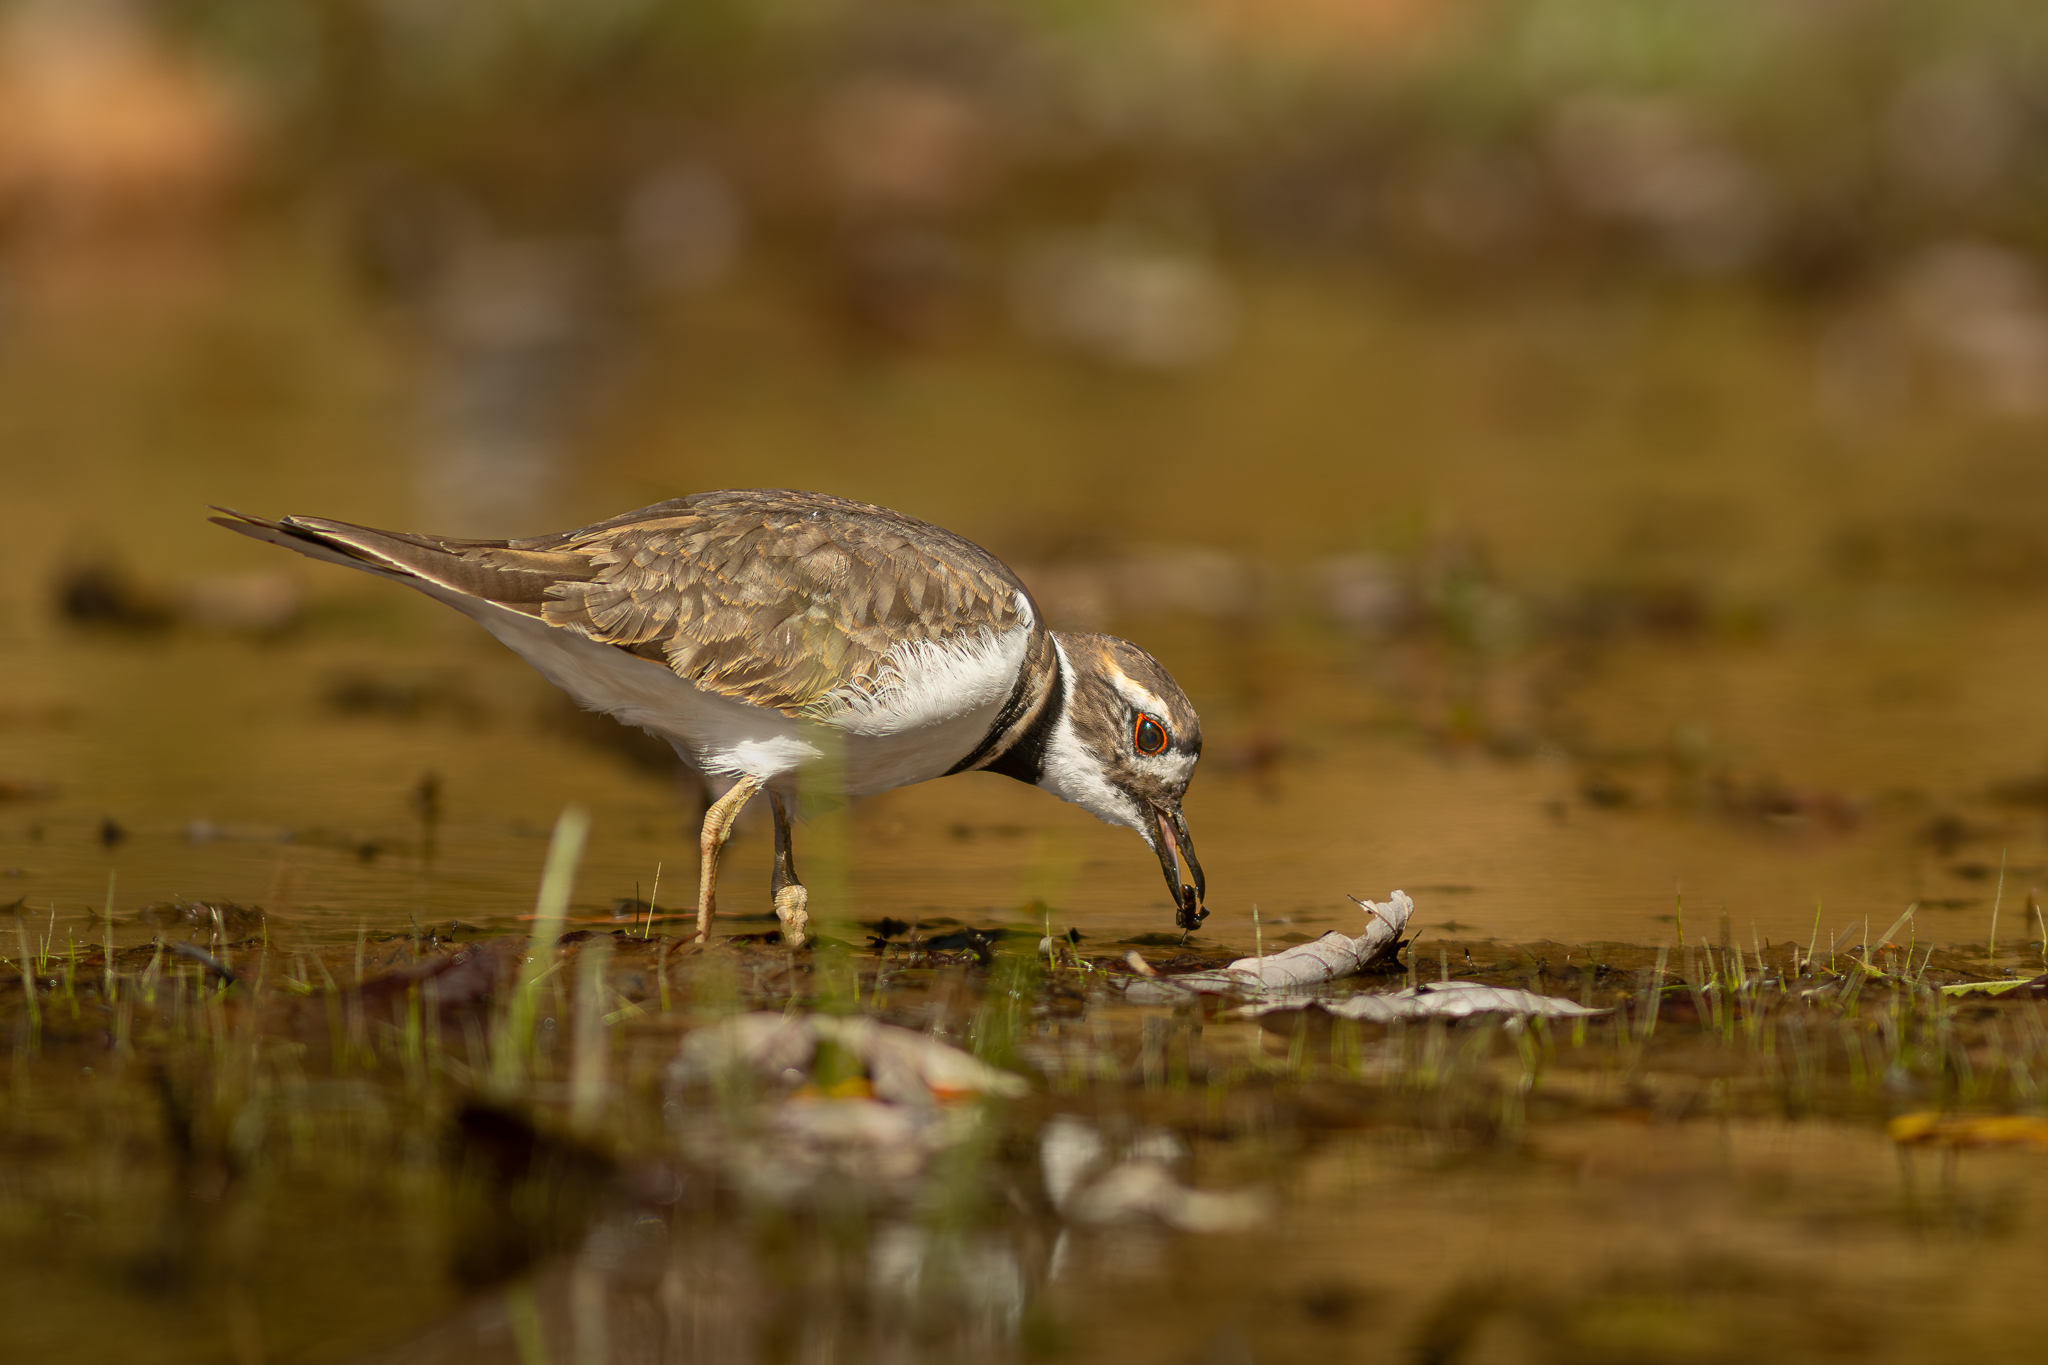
[1889,1112,2048,1149]
[1039,1115,1267,1232]
[1239,980,1609,1023]
[1123,891,1414,1002]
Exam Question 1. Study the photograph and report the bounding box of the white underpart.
[826,595,1033,737]
[1037,638,1147,832]
[398,575,1030,801]
[817,604,1035,793]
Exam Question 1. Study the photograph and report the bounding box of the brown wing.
[526,491,1030,714]
[213,490,1032,717]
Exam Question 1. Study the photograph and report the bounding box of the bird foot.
[774,883,812,949]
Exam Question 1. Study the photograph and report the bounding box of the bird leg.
[768,790,812,949]
[696,774,764,941]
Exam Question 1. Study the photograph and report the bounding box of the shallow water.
[6,246,2048,959]
[356,1116,2048,1365]
[8,918,2048,1365]
[11,609,2048,960]
[11,242,2048,1364]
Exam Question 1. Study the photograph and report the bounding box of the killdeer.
[211,490,1206,945]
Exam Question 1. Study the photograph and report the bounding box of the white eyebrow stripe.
[1105,667,1170,722]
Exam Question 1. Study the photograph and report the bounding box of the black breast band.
[945,647,1065,783]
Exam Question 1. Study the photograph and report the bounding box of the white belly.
[430,586,1024,798]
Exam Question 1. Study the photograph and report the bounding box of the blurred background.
[9,0,2048,946]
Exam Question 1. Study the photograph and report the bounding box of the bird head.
[1039,632,1207,931]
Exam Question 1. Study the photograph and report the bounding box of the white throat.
[1037,639,1144,831]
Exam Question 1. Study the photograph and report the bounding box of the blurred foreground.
[7,834,2048,1364]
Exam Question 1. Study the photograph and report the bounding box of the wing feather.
[217,492,1033,718]
[529,491,1033,715]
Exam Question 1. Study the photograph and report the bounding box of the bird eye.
[1133,713,1168,755]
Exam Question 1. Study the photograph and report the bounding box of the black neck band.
[946,645,1065,784]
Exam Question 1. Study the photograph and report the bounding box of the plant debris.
[1889,1113,2048,1149]
[1237,979,1608,1023]
[1122,890,1413,1001]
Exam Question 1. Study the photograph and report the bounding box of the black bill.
[1151,805,1207,932]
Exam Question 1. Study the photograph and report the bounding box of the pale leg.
[769,790,812,949]
[696,775,763,942]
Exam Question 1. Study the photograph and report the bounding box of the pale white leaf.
[1121,891,1416,1001]
[1239,980,1608,1022]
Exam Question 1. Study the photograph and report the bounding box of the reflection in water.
[412,237,610,536]
[16,616,2048,955]
[376,1213,1043,1365]
[318,968,2048,1365]
[0,0,249,247]
[11,241,2048,959]
[1012,228,1235,371]
[14,554,2048,953]
[621,164,745,299]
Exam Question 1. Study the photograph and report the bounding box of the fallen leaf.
[1889,1113,2048,1149]
[1239,979,1608,1023]
[1063,1160,1271,1232]
[1940,974,2048,999]
[1123,891,1414,1002]
[1940,980,2030,997]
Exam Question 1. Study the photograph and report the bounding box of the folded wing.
[212,489,1033,718]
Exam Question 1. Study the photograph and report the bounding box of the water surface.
[6,247,2048,956]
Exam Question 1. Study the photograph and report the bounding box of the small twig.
[644,861,663,941]
[1877,903,1918,957]
[103,871,117,1001]
[169,941,237,984]
[2033,890,2046,971]
[1346,894,1392,929]
[15,919,40,1036]
[1989,849,2008,968]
